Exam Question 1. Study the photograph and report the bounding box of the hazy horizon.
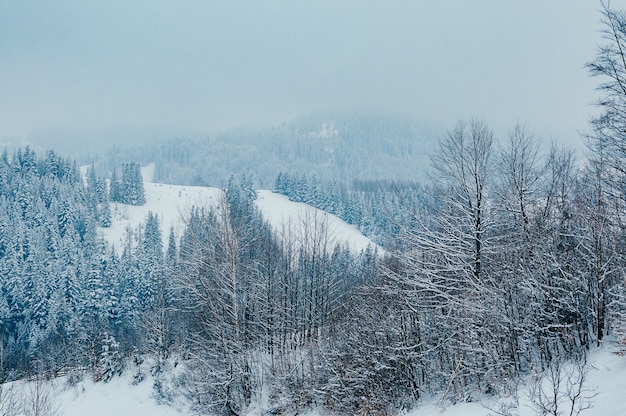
[0,1,608,149]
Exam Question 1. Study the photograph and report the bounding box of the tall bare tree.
[177,195,255,416]
[586,0,626,349]
[492,123,546,373]
[390,118,498,401]
[429,118,495,284]
[587,1,626,214]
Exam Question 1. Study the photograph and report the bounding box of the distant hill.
[89,113,442,187]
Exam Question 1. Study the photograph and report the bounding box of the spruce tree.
[110,168,121,203]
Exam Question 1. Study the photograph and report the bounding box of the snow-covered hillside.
[100,181,222,250]
[100,165,379,255]
[256,190,378,254]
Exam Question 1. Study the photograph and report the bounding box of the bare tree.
[491,123,547,375]
[496,123,545,235]
[19,378,61,416]
[0,383,20,416]
[586,0,626,350]
[297,207,335,343]
[177,195,255,416]
[429,118,495,284]
[485,357,595,416]
[586,1,626,201]
[388,118,499,402]
[527,356,596,416]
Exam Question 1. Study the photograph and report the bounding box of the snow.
[5,347,625,416]
[255,190,379,254]
[7,367,183,416]
[141,162,155,183]
[586,349,626,415]
[404,346,626,416]
[100,165,378,255]
[59,375,179,416]
[100,182,222,250]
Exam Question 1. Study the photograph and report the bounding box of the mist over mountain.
[25,126,205,158]
[86,113,441,187]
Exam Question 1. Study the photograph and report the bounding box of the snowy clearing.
[5,363,183,416]
[99,182,222,250]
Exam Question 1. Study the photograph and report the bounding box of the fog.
[0,1,606,148]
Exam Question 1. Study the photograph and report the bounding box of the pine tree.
[110,168,121,203]
[121,163,146,206]
[99,201,112,228]
[166,226,177,266]
[99,333,122,382]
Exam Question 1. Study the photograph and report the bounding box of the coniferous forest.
[4,3,626,416]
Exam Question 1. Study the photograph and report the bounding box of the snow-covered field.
[5,362,182,416]
[100,181,222,250]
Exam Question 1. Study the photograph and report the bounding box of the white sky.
[0,1,616,147]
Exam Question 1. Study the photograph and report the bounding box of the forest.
[3,3,626,416]
[88,113,441,188]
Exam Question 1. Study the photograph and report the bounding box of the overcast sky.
[0,1,614,147]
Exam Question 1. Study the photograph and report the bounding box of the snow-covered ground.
[100,181,222,250]
[4,346,624,416]
[47,375,179,416]
[256,190,378,254]
[5,362,183,416]
[100,164,378,255]
[404,346,626,416]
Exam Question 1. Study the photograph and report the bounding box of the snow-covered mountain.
[85,114,442,188]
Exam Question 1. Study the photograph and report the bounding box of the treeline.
[0,147,106,378]
[109,162,146,206]
[274,172,428,247]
